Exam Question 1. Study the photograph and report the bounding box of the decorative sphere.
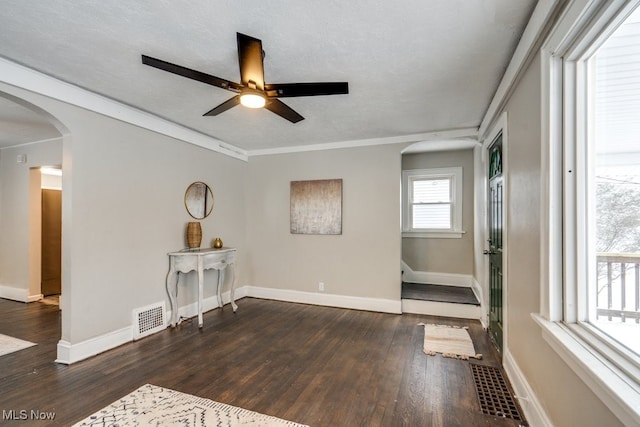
[213,237,223,249]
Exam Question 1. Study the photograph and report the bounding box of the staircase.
[401,282,483,320]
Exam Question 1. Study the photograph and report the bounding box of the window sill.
[402,230,465,239]
[531,313,640,426]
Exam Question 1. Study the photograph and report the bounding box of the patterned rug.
[418,323,482,360]
[0,333,36,357]
[73,384,309,426]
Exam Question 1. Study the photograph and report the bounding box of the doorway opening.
[29,165,62,308]
[400,139,482,318]
[41,166,62,305]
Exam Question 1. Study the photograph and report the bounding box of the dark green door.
[487,133,504,354]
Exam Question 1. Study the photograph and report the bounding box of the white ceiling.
[0,0,537,153]
[0,97,61,148]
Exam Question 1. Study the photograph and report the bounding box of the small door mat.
[419,323,482,360]
[470,363,524,422]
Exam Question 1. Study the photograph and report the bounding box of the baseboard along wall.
[54,285,400,364]
[503,348,553,427]
[0,284,42,303]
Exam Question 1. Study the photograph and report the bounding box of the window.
[402,167,463,238]
[537,1,640,423]
[589,7,640,356]
[411,177,452,229]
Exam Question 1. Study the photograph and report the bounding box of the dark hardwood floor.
[0,297,524,426]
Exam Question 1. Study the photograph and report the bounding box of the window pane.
[412,204,451,229]
[413,179,450,203]
[591,8,640,356]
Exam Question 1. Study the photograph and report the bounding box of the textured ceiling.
[0,0,536,152]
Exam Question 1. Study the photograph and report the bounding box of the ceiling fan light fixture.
[141,32,348,122]
[239,91,266,109]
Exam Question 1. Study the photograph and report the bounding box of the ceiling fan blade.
[264,99,304,123]
[203,95,241,116]
[264,82,349,98]
[142,55,242,92]
[237,33,265,90]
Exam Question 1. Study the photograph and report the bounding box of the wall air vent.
[132,301,167,340]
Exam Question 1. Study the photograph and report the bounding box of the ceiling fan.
[141,33,349,123]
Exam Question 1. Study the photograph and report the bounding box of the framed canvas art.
[290,179,342,235]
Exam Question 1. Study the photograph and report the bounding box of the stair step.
[401,282,480,306]
[401,282,482,320]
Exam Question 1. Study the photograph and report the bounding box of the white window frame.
[402,167,464,238]
[535,1,640,424]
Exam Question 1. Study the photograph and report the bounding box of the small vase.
[186,222,202,249]
[213,237,223,249]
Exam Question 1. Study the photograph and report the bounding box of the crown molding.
[247,127,478,157]
[0,57,248,162]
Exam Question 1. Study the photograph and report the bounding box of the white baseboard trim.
[401,299,482,320]
[55,326,132,365]
[56,285,401,364]
[401,262,473,287]
[503,348,553,427]
[471,277,488,329]
[0,285,44,303]
[170,285,400,319]
[172,288,244,320]
[471,277,483,304]
[27,293,43,302]
[0,285,28,302]
[243,285,402,314]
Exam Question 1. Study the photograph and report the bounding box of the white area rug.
[0,333,36,357]
[418,323,482,360]
[73,384,309,427]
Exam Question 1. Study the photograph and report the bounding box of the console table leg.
[216,269,225,309]
[197,257,204,328]
[166,264,179,327]
[230,263,238,312]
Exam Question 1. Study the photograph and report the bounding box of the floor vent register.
[470,363,525,423]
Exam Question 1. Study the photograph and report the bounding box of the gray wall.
[499,53,622,426]
[401,149,475,275]
[0,82,248,346]
[246,145,402,301]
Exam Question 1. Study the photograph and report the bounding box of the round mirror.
[184,182,214,219]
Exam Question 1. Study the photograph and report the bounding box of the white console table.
[166,247,238,327]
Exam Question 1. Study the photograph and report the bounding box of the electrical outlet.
[318,282,325,292]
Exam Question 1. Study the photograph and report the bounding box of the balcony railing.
[597,253,640,322]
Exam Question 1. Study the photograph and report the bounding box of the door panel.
[488,134,504,353]
[41,189,62,296]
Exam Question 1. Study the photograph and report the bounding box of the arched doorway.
[0,91,70,361]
